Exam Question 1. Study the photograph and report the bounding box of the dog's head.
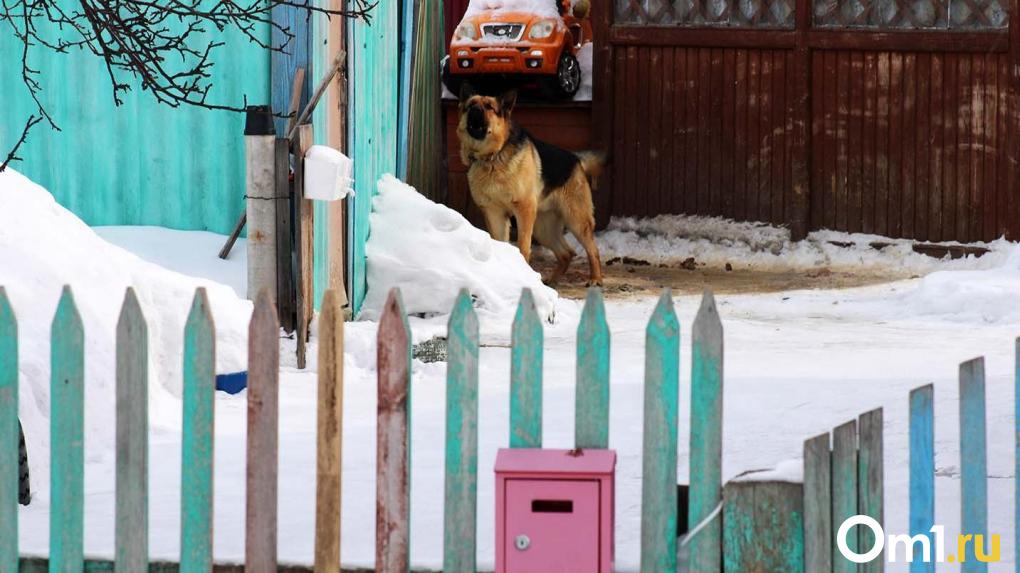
[457,83,517,159]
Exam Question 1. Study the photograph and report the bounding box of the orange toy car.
[443,0,592,99]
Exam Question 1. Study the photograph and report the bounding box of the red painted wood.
[861,52,877,235]
[915,53,931,242]
[848,51,863,233]
[930,53,945,242]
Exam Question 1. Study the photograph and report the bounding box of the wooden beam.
[294,124,315,369]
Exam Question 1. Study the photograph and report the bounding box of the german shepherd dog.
[456,84,604,286]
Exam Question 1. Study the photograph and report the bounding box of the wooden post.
[295,123,315,369]
[326,6,350,308]
[959,358,988,573]
[510,289,543,448]
[443,290,480,573]
[50,287,84,573]
[575,288,610,449]
[314,289,345,572]
[723,480,805,573]
[790,0,812,239]
[376,289,411,573]
[115,289,149,573]
[804,433,832,573]
[909,385,935,573]
[0,289,18,572]
[590,0,616,229]
[858,408,884,573]
[246,291,280,572]
[246,110,279,302]
[640,290,680,572]
[831,420,858,573]
[180,289,216,573]
[275,137,296,333]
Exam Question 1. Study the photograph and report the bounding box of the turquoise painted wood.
[510,289,543,448]
[690,291,723,573]
[722,481,805,573]
[959,358,988,573]
[831,420,857,573]
[0,9,270,234]
[857,408,883,573]
[803,433,832,573]
[575,288,610,449]
[115,289,149,572]
[271,2,311,136]
[443,290,480,573]
[0,289,17,572]
[50,287,85,573]
[640,290,680,572]
[909,385,935,573]
[349,0,400,313]
[396,0,415,180]
[180,289,216,573]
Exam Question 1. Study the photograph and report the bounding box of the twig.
[0,116,42,173]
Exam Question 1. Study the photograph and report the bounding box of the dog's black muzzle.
[466,105,487,141]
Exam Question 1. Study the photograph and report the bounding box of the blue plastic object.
[215,371,248,395]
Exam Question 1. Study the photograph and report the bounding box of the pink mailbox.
[495,448,616,573]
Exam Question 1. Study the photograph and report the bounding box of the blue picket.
[909,385,934,573]
[116,289,149,572]
[640,290,680,572]
[50,286,85,573]
[443,290,480,573]
[180,289,216,573]
[575,288,610,449]
[689,290,723,573]
[959,357,988,573]
[0,288,17,571]
[510,289,543,448]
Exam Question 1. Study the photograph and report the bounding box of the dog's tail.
[576,150,608,180]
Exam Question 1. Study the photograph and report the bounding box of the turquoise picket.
[640,290,680,572]
[959,357,988,573]
[575,288,610,450]
[831,420,857,573]
[689,291,723,573]
[0,288,17,571]
[909,385,934,573]
[510,289,543,448]
[180,289,216,573]
[50,286,85,573]
[443,290,480,573]
[116,289,149,572]
[858,408,884,573]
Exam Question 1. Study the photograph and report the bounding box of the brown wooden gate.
[592,0,1016,242]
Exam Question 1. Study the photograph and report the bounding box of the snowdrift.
[360,175,557,323]
[0,169,252,497]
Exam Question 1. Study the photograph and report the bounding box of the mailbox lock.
[514,534,531,551]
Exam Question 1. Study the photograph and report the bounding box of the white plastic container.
[303,145,355,201]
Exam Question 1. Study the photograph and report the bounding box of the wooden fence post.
[50,286,84,573]
[377,288,411,573]
[575,288,610,450]
[115,289,149,572]
[181,289,216,573]
[858,408,884,573]
[909,385,934,573]
[690,290,723,573]
[295,123,315,369]
[443,290,479,573]
[247,291,280,572]
[831,420,857,573]
[640,290,680,572]
[804,433,833,573]
[0,288,17,571]
[510,289,543,448]
[959,357,988,573]
[315,289,345,572]
[723,480,805,573]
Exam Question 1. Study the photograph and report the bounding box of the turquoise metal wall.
[0,10,271,234]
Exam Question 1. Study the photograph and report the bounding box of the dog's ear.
[459,82,477,105]
[500,89,518,116]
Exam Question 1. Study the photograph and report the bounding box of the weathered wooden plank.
[575,288,610,450]
[959,357,988,573]
[690,290,723,573]
[640,290,680,572]
[247,291,280,572]
[116,289,149,573]
[723,481,805,573]
[510,289,543,449]
[181,289,216,573]
[315,289,345,573]
[909,384,934,573]
[0,288,18,571]
[376,288,411,573]
[831,420,857,573]
[295,123,315,369]
[858,408,884,573]
[443,290,479,573]
[275,137,296,333]
[804,433,832,573]
[50,286,84,573]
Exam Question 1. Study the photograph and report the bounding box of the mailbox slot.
[531,499,573,513]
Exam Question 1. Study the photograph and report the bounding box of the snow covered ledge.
[359,175,558,325]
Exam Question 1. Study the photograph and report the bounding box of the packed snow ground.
[6,170,1019,571]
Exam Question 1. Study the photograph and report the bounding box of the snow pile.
[360,175,557,324]
[592,213,1013,275]
[0,169,252,497]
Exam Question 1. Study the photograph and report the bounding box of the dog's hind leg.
[565,214,603,287]
[481,206,511,242]
[534,212,574,285]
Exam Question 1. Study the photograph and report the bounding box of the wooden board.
[510,289,543,448]
[803,433,832,573]
[315,290,344,572]
[575,288,610,450]
[723,481,805,573]
[0,289,18,571]
[246,292,280,572]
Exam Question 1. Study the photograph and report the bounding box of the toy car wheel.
[441,56,464,98]
[542,52,581,100]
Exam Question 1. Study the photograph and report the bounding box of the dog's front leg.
[513,198,537,263]
[481,206,510,242]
